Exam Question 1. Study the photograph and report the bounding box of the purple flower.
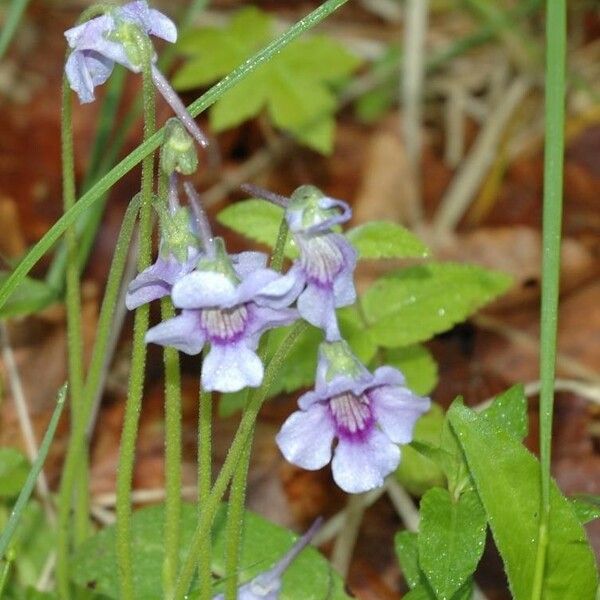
[64,1,176,103]
[126,178,201,310]
[64,2,209,147]
[276,342,430,493]
[145,244,298,392]
[262,186,357,341]
[212,519,322,600]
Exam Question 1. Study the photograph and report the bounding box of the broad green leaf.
[418,487,487,599]
[397,404,446,496]
[395,531,420,589]
[569,496,600,524]
[0,274,58,319]
[174,8,361,153]
[385,345,438,396]
[0,449,29,499]
[216,199,297,258]
[403,581,472,600]
[174,8,273,87]
[346,221,429,260]
[479,384,527,440]
[362,263,512,347]
[337,306,378,365]
[72,503,348,599]
[448,402,598,600]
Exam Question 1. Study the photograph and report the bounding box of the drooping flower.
[212,519,322,600]
[126,175,201,310]
[64,1,208,147]
[145,238,298,392]
[276,341,430,493]
[261,185,357,341]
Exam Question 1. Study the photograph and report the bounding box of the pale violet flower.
[65,1,208,147]
[276,341,430,493]
[145,241,298,392]
[212,519,322,600]
[65,1,176,102]
[126,176,201,310]
[261,185,357,341]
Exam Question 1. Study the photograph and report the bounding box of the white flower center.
[299,235,343,285]
[200,305,249,342]
[329,392,372,434]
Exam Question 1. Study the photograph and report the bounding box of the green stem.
[0,385,67,561]
[115,62,156,600]
[158,172,183,598]
[223,438,253,600]
[173,322,308,600]
[56,196,141,599]
[161,296,183,598]
[222,216,289,597]
[197,374,213,600]
[0,0,350,313]
[532,2,566,599]
[0,0,30,60]
[61,71,89,548]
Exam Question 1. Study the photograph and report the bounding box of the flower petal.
[276,404,335,470]
[172,271,237,308]
[231,251,268,278]
[201,343,264,392]
[65,51,113,103]
[246,305,298,345]
[145,311,205,355]
[331,429,400,493]
[297,284,340,341]
[254,266,305,309]
[332,237,357,306]
[370,386,430,444]
[125,280,170,310]
[119,1,178,43]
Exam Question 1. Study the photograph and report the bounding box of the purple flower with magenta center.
[145,239,297,393]
[264,185,356,341]
[276,341,430,493]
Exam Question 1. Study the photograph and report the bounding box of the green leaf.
[569,495,600,524]
[479,384,528,440]
[448,401,598,600]
[418,487,487,599]
[346,221,429,260]
[385,345,438,396]
[0,273,58,319]
[395,531,421,589]
[0,449,29,499]
[403,580,473,600]
[216,199,297,258]
[174,8,274,87]
[174,8,361,154]
[71,503,349,600]
[362,262,512,347]
[4,501,55,589]
[337,306,378,365]
[396,404,446,496]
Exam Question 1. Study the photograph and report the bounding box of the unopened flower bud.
[161,118,198,176]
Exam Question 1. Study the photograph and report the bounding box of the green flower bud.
[160,118,199,176]
[321,340,364,381]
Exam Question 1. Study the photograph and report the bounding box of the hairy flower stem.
[115,62,156,600]
[174,321,308,600]
[196,377,213,600]
[56,196,140,599]
[61,73,89,548]
[222,216,289,598]
[532,1,566,598]
[157,174,184,598]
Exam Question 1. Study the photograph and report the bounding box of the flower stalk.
[115,58,156,600]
